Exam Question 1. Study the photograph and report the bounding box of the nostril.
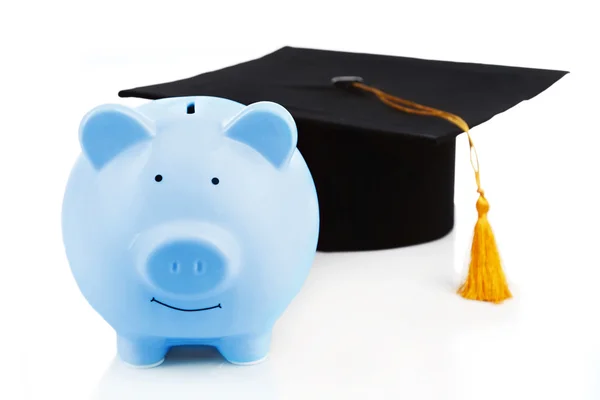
[171,262,179,273]
[194,261,205,275]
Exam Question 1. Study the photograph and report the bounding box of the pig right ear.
[79,104,154,170]
[224,102,297,169]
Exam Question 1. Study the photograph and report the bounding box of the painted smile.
[151,297,222,312]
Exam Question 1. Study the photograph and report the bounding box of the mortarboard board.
[119,46,567,303]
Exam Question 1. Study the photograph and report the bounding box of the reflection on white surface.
[94,347,278,400]
[26,220,600,399]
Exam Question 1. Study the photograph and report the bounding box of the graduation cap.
[119,46,567,303]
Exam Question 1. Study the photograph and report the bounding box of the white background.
[2,0,599,399]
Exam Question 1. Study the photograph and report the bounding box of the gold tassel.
[457,192,512,303]
[456,135,512,303]
[351,81,512,303]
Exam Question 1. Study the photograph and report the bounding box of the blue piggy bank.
[62,96,319,367]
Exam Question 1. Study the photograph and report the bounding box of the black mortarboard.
[119,47,567,265]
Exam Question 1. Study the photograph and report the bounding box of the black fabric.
[297,121,456,251]
[119,46,567,251]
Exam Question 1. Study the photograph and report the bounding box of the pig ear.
[79,104,154,170]
[224,102,297,169]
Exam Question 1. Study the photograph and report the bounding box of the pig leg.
[117,335,168,368]
[218,331,272,365]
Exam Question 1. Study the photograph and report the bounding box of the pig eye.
[154,174,163,182]
[211,177,220,185]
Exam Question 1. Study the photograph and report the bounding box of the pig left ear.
[79,104,154,170]
[224,102,298,169]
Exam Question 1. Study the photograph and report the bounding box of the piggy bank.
[62,96,319,367]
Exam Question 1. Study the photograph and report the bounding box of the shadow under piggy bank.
[93,346,278,400]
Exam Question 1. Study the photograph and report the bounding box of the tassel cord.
[351,81,512,303]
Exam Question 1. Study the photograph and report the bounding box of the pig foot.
[218,331,272,365]
[117,336,168,368]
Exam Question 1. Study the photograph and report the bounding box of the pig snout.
[146,239,228,296]
[132,221,240,298]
